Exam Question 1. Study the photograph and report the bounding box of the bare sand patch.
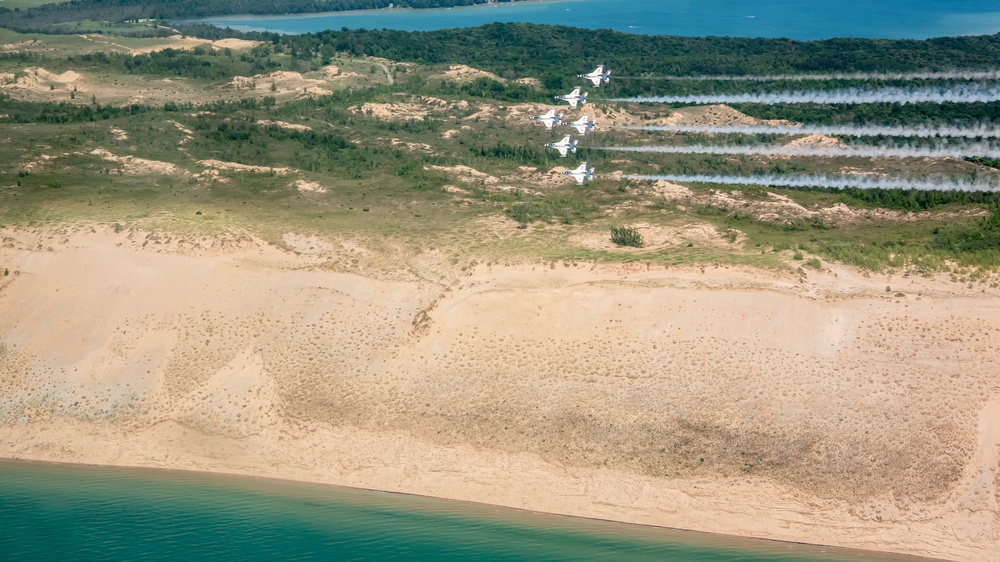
[258,120,313,132]
[211,38,262,51]
[390,138,433,153]
[353,95,460,120]
[1,67,81,96]
[0,227,998,560]
[441,126,471,139]
[649,179,694,200]
[293,179,327,193]
[281,232,333,254]
[91,148,189,176]
[440,64,504,83]
[20,153,59,172]
[514,77,542,87]
[425,164,499,184]
[785,133,845,148]
[198,159,292,175]
[662,104,791,127]
[226,71,327,96]
[131,35,209,54]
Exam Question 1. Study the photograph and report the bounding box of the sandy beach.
[1,225,998,560]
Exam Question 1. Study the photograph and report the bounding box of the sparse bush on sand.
[611,226,644,248]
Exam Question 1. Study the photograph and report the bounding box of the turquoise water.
[189,0,1000,39]
[0,459,937,561]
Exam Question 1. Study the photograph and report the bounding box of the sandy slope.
[0,226,998,560]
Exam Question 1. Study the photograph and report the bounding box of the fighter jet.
[578,65,611,88]
[563,162,595,185]
[530,109,563,129]
[563,114,596,135]
[545,135,577,158]
[554,87,588,108]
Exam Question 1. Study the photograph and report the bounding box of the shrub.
[611,226,644,248]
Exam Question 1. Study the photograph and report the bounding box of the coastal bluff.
[1,225,998,561]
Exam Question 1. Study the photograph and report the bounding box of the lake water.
[0,459,937,561]
[189,0,1000,40]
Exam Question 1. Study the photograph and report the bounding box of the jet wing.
[556,146,569,157]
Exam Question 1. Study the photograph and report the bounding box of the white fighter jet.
[563,162,595,185]
[563,114,596,135]
[545,135,577,158]
[554,87,588,108]
[578,65,611,87]
[530,108,563,129]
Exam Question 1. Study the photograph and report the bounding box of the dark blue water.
[188,0,1000,39]
[0,459,939,561]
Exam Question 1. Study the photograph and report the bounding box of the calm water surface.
[0,459,939,561]
[189,0,1000,39]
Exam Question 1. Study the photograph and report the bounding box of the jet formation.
[529,65,610,183]
[578,65,611,88]
[530,109,563,129]
[554,87,588,109]
[545,135,578,158]
[564,114,596,135]
[563,162,595,185]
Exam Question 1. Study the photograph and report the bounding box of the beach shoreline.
[1,225,998,561]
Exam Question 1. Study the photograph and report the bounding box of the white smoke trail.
[616,70,1000,82]
[622,173,1000,192]
[616,123,1000,139]
[599,143,1000,159]
[608,83,1000,105]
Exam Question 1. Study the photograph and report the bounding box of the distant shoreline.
[175,0,563,28]
[0,458,941,562]
[174,0,1000,39]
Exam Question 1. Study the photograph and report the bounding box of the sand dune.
[0,226,998,561]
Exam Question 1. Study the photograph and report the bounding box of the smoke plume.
[616,123,1000,139]
[616,71,1000,82]
[622,173,1000,192]
[608,83,1000,105]
[599,142,1000,159]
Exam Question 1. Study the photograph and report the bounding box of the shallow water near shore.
[0,459,936,561]
[187,0,1000,40]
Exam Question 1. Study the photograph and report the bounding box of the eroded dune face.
[1,227,998,560]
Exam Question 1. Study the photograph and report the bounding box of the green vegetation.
[610,226,644,248]
[3,24,1000,276]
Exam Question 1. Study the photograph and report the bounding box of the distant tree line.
[262,25,1000,91]
[0,93,150,122]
